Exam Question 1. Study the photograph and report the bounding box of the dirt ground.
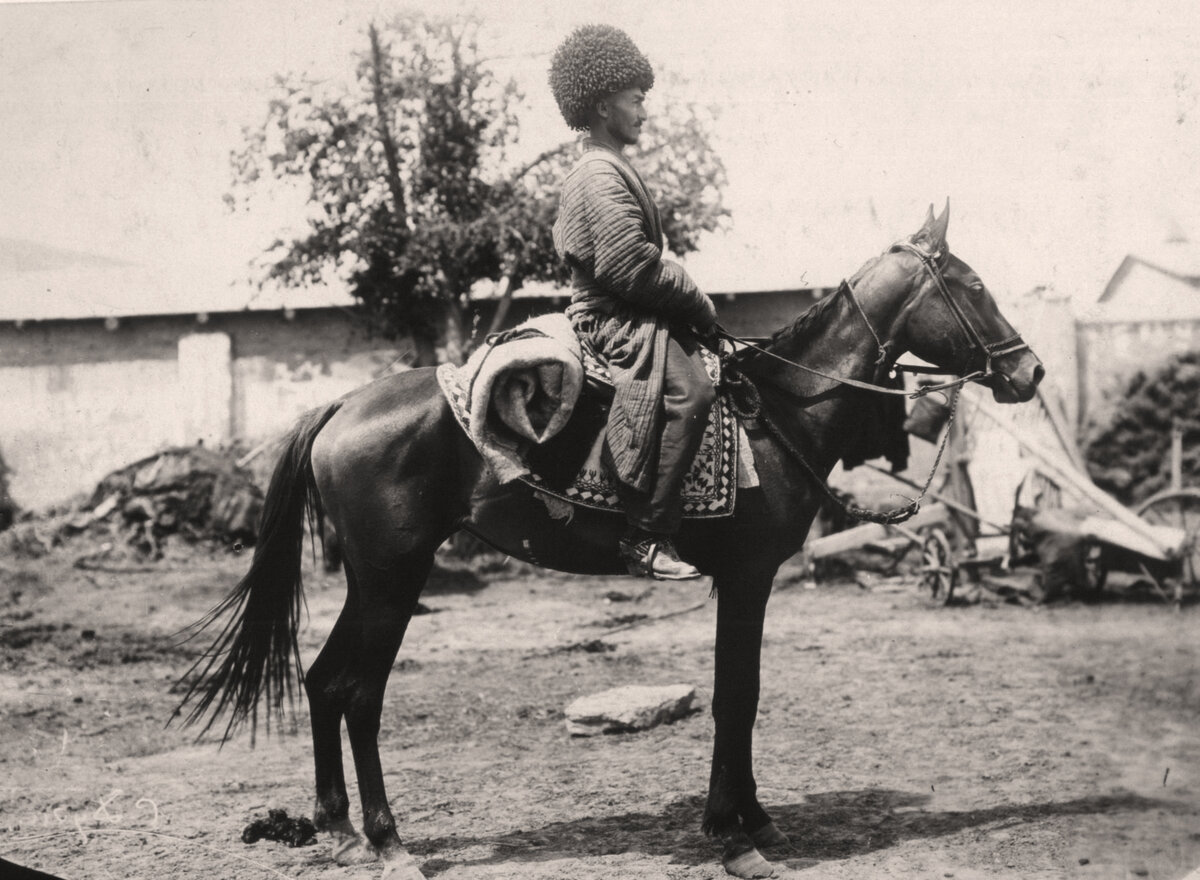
[2,541,1199,880]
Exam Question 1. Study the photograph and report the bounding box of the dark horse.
[180,205,1043,879]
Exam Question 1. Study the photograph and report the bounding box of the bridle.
[719,240,1029,400]
[889,241,1029,386]
[715,240,1032,526]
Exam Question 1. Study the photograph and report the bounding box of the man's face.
[599,87,647,146]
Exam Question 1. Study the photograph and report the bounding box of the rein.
[716,242,1021,526]
[717,243,1029,401]
[718,306,964,401]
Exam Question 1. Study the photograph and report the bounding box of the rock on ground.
[564,683,700,736]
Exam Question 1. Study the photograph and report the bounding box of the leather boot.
[618,533,701,580]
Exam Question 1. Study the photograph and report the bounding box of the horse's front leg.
[703,569,787,879]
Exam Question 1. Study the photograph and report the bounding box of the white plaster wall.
[1,358,181,509]
[178,331,232,446]
[0,347,406,511]
[1011,292,1078,433]
[232,350,403,442]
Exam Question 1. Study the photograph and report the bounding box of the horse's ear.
[930,199,950,250]
[918,204,935,238]
[913,203,938,248]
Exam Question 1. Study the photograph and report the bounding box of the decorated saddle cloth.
[436,314,758,519]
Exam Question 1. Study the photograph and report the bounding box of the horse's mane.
[763,250,888,350]
[766,288,845,350]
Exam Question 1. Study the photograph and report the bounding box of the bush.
[1084,351,1200,505]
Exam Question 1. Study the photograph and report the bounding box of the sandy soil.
[1,543,1198,880]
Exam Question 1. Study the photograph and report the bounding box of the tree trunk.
[367,23,407,227]
[484,275,515,338]
[439,297,468,366]
[412,334,439,368]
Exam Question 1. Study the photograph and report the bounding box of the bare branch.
[368,22,407,227]
[508,142,573,186]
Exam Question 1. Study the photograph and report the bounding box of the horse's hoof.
[380,847,426,880]
[331,831,376,866]
[724,846,776,878]
[750,821,790,850]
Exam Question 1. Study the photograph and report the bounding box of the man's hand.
[694,320,725,352]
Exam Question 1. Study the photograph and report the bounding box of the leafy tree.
[227,12,729,364]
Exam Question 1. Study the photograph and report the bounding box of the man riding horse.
[177,24,1046,878]
[550,25,718,581]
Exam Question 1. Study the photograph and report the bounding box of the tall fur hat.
[549,25,655,131]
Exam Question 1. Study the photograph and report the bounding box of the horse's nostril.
[1032,364,1046,386]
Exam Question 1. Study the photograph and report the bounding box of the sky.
[1,0,1198,312]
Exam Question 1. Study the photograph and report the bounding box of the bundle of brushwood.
[1085,351,1200,506]
[69,446,263,558]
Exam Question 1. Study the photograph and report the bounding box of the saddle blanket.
[448,313,585,485]
[436,325,758,519]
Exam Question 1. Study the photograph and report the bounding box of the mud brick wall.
[0,309,408,509]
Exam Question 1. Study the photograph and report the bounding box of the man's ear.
[593,97,610,120]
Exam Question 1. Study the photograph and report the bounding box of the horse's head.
[890,203,1044,404]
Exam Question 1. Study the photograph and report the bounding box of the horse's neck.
[767,273,906,387]
[757,264,911,462]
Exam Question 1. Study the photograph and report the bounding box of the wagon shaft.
[803,503,950,560]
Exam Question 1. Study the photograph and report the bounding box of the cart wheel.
[920,528,956,602]
[1137,488,1200,591]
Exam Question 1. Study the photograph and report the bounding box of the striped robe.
[552,140,716,493]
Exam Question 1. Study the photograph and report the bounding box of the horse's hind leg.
[332,545,437,878]
[304,571,366,859]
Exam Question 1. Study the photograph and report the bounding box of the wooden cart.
[809,390,1194,604]
[914,398,1194,604]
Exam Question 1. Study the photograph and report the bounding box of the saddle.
[436,322,757,520]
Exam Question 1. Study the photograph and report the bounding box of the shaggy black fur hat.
[549,25,655,131]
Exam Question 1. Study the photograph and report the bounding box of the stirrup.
[619,535,701,581]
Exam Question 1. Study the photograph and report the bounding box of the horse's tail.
[173,401,343,743]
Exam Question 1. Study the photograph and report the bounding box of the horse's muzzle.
[984,350,1044,404]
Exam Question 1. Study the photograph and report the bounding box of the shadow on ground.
[409,788,1185,875]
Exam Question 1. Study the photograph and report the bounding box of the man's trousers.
[615,332,716,534]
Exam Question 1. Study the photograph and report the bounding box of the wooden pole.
[484,274,515,338]
[803,503,949,559]
[862,462,1009,532]
[236,437,278,469]
[1171,418,1184,492]
[964,389,1184,559]
[1036,386,1087,473]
